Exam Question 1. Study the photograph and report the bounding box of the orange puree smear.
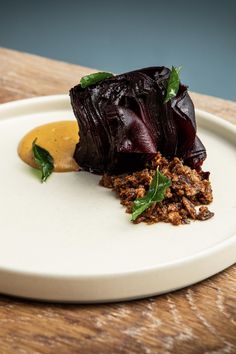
[18,121,79,172]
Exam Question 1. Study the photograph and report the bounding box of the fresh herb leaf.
[32,139,54,182]
[164,66,182,104]
[131,168,171,221]
[80,72,114,88]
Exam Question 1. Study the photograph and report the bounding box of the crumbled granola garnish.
[100,152,214,226]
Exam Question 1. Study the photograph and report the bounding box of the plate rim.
[1,93,236,132]
[0,231,235,278]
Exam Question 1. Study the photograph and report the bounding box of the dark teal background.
[1,0,235,100]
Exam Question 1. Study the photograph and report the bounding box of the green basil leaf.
[32,139,54,183]
[131,168,171,221]
[164,66,182,104]
[80,72,114,88]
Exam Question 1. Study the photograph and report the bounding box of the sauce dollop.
[18,121,79,172]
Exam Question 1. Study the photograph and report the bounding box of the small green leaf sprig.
[32,139,54,182]
[80,72,114,88]
[164,66,182,104]
[131,168,171,221]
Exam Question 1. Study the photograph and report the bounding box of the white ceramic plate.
[0,95,235,303]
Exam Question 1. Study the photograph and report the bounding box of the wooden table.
[0,47,235,354]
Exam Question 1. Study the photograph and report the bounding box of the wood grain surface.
[0,47,235,354]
